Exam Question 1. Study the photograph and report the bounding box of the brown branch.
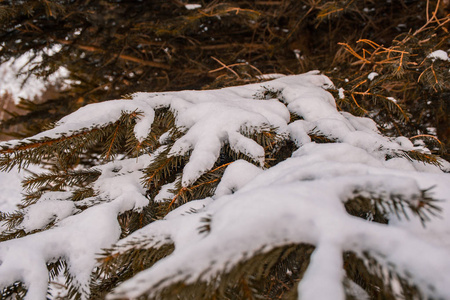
[210,56,240,78]
[338,43,371,64]
[105,124,120,160]
[410,134,443,146]
[168,178,220,211]
[208,162,233,173]
[168,187,187,211]
[55,39,171,70]
[255,1,283,5]
[352,91,408,121]
[145,156,176,186]
[186,43,269,51]
[350,94,368,114]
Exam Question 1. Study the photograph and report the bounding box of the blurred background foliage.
[0,0,449,159]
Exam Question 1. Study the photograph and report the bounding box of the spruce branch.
[98,242,175,280]
[344,251,423,300]
[393,149,443,167]
[345,185,441,225]
[142,147,187,190]
[308,128,338,144]
[0,128,100,171]
[127,108,176,157]
[165,162,229,211]
[0,211,24,232]
[130,243,315,300]
[92,243,176,299]
[0,281,27,300]
[55,39,171,70]
[0,111,147,172]
[22,169,101,191]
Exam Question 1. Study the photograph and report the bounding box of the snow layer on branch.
[92,155,153,212]
[1,72,449,300]
[20,192,78,233]
[214,160,263,198]
[154,180,178,202]
[1,71,432,187]
[0,201,121,300]
[0,155,154,300]
[427,50,449,62]
[109,142,450,300]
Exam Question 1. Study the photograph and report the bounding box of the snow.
[387,96,397,103]
[0,201,122,300]
[214,160,263,198]
[0,71,449,299]
[20,195,78,233]
[0,155,154,299]
[0,46,69,103]
[154,179,177,202]
[108,150,450,299]
[298,241,345,300]
[338,87,345,99]
[427,50,449,62]
[0,168,23,212]
[93,156,152,212]
[368,72,379,80]
[185,4,201,10]
[256,73,286,80]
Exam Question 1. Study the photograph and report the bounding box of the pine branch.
[390,149,443,167]
[142,147,187,190]
[308,127,338,144]
[0,127,102,171]
[345,185,441,225]
[0,281,27,300]
[22,169,101,191]
[344,251,423,299]
[0,211,24,232]
[142,243,315,300]
[125,108,175,157]
[165,162,229,211]
[0,111,145,171]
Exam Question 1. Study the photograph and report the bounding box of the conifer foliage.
[1,1,450,299]
[0,72,449,299]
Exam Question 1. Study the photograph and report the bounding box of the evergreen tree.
[0,72,449,299]
[1,1,450,299]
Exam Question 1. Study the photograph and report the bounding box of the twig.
[55,39,170,70]
[210,56,240,78]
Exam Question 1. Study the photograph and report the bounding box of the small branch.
[338,43,371,64]
[350,94,368,114]
[210,56,240,78]
[105,124,121,160]
[0,128,100,154]
[168,178,220,211]
[56,39,170,70]
[410,134,444,147]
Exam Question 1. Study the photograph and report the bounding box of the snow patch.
[185,4,201,10]
[428,50,449,62]
[368,72,379,80]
